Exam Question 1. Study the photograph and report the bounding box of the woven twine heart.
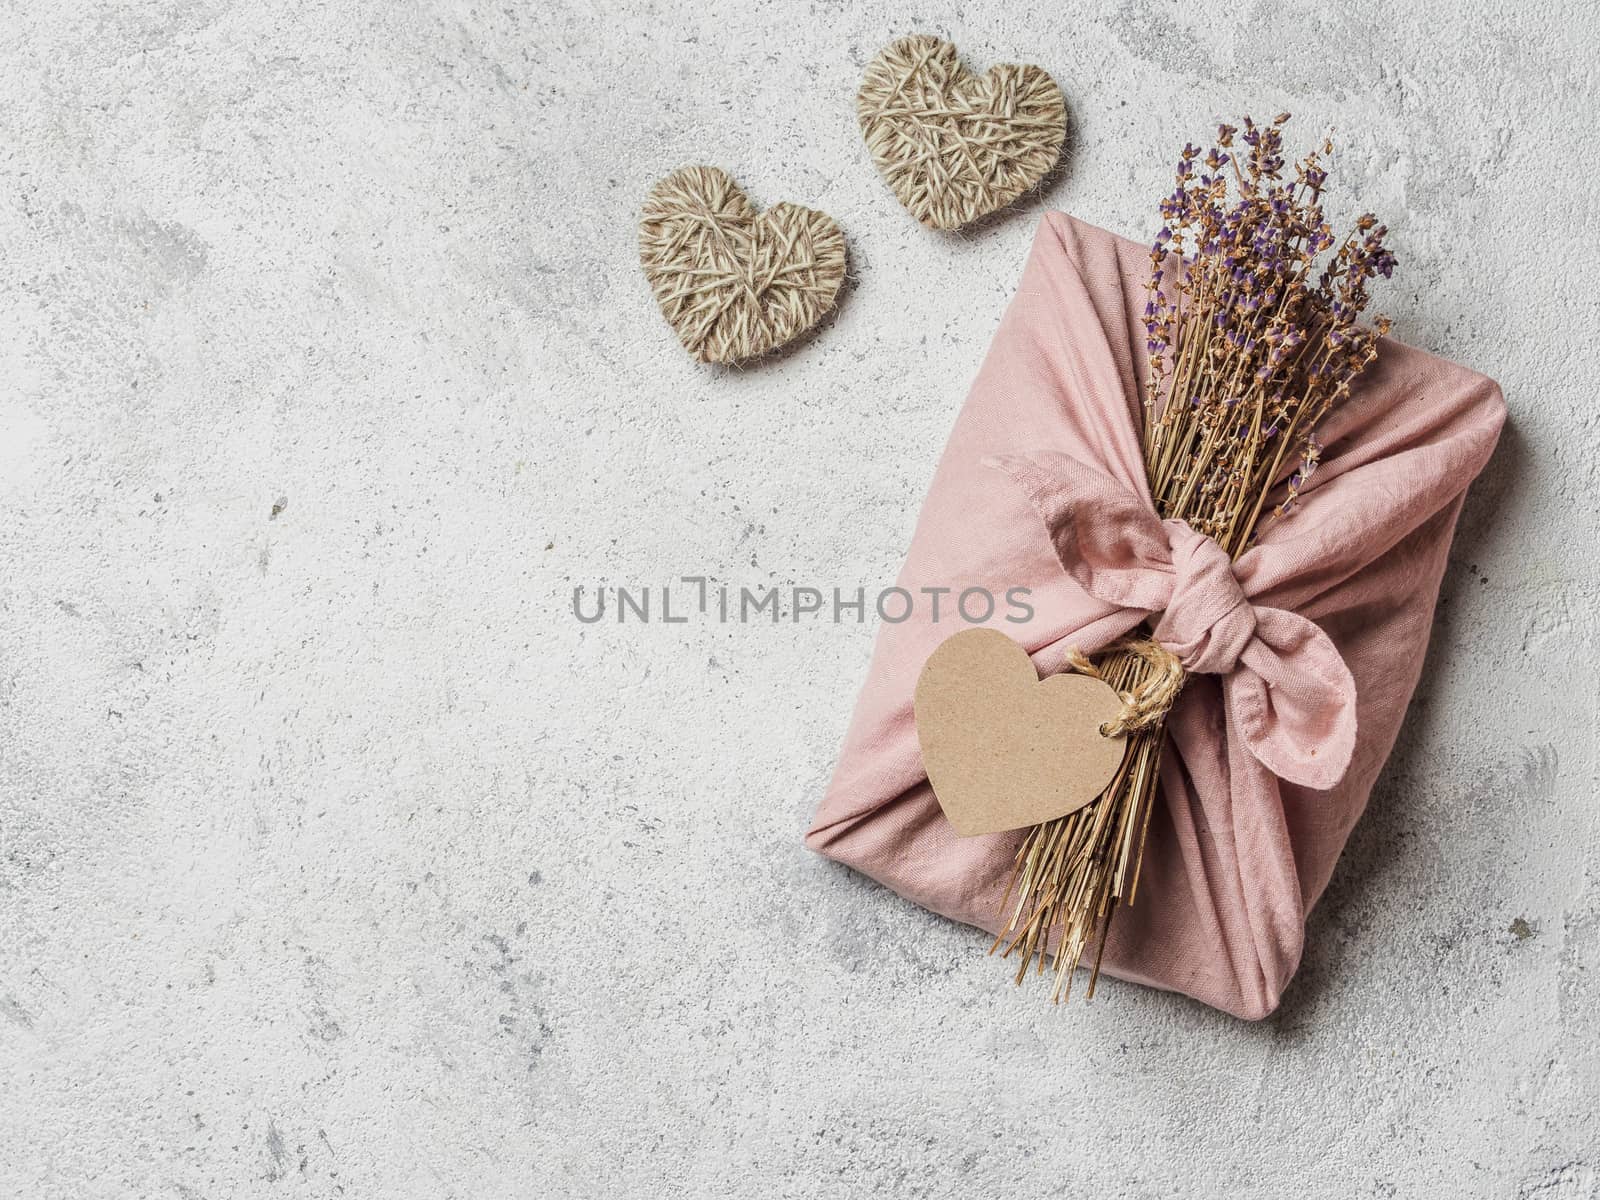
[639,166,846,365]
[858,35,1066,231]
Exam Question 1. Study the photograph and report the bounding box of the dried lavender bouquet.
[994,114,1398,1001]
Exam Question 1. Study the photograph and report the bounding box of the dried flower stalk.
[994,115,1397,1001]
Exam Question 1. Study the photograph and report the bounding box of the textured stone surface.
[2,2,1595,1196]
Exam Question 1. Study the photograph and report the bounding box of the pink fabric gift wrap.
[805,212,1505,1019]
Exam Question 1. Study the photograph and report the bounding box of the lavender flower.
[1141,114,1396,550]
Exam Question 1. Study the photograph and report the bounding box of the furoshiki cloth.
[805,213,1505,1019]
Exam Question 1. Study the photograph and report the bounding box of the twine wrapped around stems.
[1066,638,1185,738]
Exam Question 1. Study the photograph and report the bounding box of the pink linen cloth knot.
[990,451,1358,791]
[1156,522,1255,674]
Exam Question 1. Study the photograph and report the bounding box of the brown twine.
[639,166,846,365]
[857,35,1067,231]
[1065,638,1186,738]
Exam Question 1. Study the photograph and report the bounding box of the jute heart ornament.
[914,628,1127,837]
[858,35,1067,231]
[639,166,847,365]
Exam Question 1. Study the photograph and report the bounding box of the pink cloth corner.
[805,212,1506,1019]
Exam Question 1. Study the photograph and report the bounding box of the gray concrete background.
[2,1,1596,1196]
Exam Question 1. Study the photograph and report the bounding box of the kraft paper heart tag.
[914,628,1127,837]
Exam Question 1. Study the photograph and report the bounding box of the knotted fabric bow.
[989,449,1358,790]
